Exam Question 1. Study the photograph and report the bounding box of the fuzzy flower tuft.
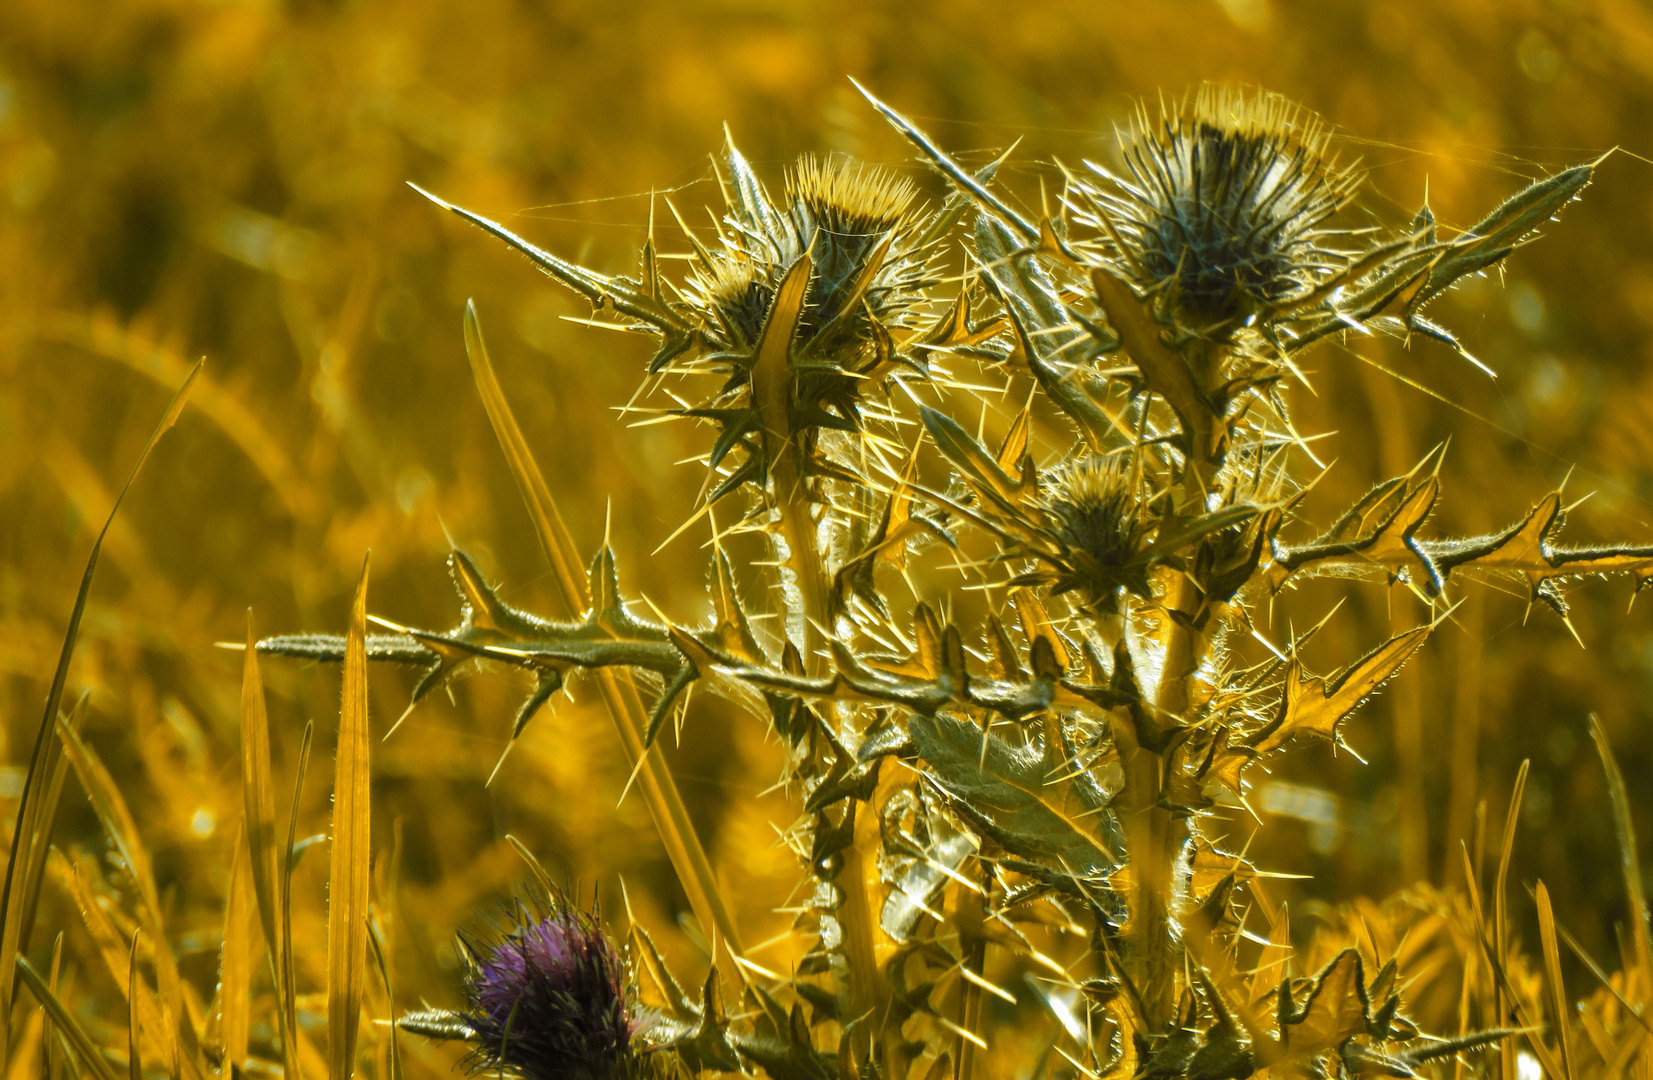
[458,892,643,1080]
[1075,86,1361,336]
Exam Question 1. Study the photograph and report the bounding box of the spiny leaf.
[1249,626,1431,756]
[631,924,695,1020]
[851,79,1036,240]
[750,254,814,449]
[674,968,741,1073]
[1090,266,1222,466]
[997,406,1032,474]
[1280,949,1366,1056]
[1141,504,1259,563]
[909,714,1122,891]
[1011,588,1070,673]
[709,549,764,663]
[878,795,976,943]
[973,213,1113,448]
[1414,163,1594,310]
[328,553,372,1080]
[719,129,786,250]
[1271,474,1440,592]
[411,184,687,333]
[920,406,1025,508]
[1274,474,1653,602]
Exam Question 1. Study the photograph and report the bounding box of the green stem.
[766,432,893,1073]
[843,795,897,1073]
[770,443,832,666]
[1112,711,1175,1030]
[1126,569,1206,1031]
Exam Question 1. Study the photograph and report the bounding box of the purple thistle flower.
[460,892,643,1080]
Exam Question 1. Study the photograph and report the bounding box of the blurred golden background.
[6,0,1653,1056]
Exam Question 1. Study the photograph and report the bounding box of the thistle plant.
[250,84,1653,1080]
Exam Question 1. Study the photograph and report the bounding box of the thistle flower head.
[785,155,922,338]
[1077,87,1361,335]
[685,150,932,358]
[1032,454,1156,608]
[668,140,949,504]
[459,891,643,1080]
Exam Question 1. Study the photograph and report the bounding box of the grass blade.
[1460,845,1567,1080]
[15,957,119,1080]
[54,714,207,1080]
[0,361,200,1059]
[1590,715,1653,984]
[280,722,314,1080]
[365,920,400,1080]
[240,611,281,959]
[237,610,294,1080]
[54,714,160,916]
[461,301,744,967]
[328,555,372,1080]
[15,696,88,1000]
[128,933,142,1080]
[1535,881,1573,1080]
[49,850,167,1065]
[217,826,253,1079]
[1494,761,1529,1080]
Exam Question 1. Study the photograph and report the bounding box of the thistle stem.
[764,412,891,1066]
[842,796,898,1073]
[1128,570,1205,1029]
[770,445,832,666]
[1113,714,1176,1029]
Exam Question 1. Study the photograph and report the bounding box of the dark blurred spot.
[96,183,178,316]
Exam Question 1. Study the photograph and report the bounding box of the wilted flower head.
[459,891,643,1080]
[1074,86,1361,336]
